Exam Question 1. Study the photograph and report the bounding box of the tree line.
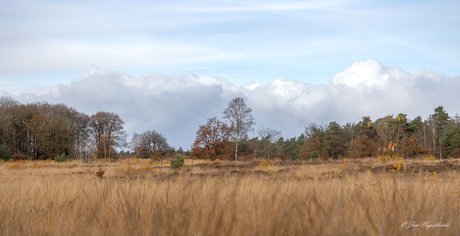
[0,96,178,162]
[190,100,460,161]
[0,96,127,161]
[1,95,460,161]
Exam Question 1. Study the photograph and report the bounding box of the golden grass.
[0,158,459,235]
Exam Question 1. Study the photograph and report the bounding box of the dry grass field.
[0,157,459,235]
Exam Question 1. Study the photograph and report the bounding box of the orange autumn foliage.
[191,117,232,161]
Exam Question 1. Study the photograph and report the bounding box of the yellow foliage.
[260,159,270,167]
[341,158,349,171]
[420,155,436,161]
[260,159,279,167]
[392,161,406,172]
[7,161,23,169]
[33,163,41,168]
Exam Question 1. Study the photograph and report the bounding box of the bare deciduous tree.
[130,132,143,158]
[223,97,255,161]
[142,130,172,167]
[89,111,125,160]
[257,127,282,160]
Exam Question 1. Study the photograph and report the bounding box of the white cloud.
[6,59,460,149]
[0,90,11,97]
[0,39,221,76]
[330,59,407,88]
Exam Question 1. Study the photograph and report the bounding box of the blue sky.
[1,0,459,94]
[1,0,460,149]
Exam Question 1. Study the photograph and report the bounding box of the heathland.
[0,157,459,236]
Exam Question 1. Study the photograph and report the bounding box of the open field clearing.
[1,158,460,235]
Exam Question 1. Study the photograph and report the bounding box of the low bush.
[171,154,185,171]
[260,159,270,167]
[55,153,69,162]
[12,152,23,161]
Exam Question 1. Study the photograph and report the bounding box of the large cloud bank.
[2,59,459,149]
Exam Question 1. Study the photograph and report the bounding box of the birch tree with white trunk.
[223,97,255,161]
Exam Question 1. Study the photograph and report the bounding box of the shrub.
[260,159,270,167]
[171,154,185,171]
[7,161,23,169]
[308,151,319,160]
[55,153,69,162]
[0,145,12,161]
[12,152,23,161]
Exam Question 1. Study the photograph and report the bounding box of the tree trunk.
[235,141,238,161]
[439,138,442,159]
[423,123,427,149]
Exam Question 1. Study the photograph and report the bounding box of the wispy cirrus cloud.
[173,1,352,13]
[1,0,459,93]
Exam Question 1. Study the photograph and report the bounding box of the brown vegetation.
[0,158,459,235]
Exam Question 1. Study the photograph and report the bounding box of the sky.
[1,0,460,150]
